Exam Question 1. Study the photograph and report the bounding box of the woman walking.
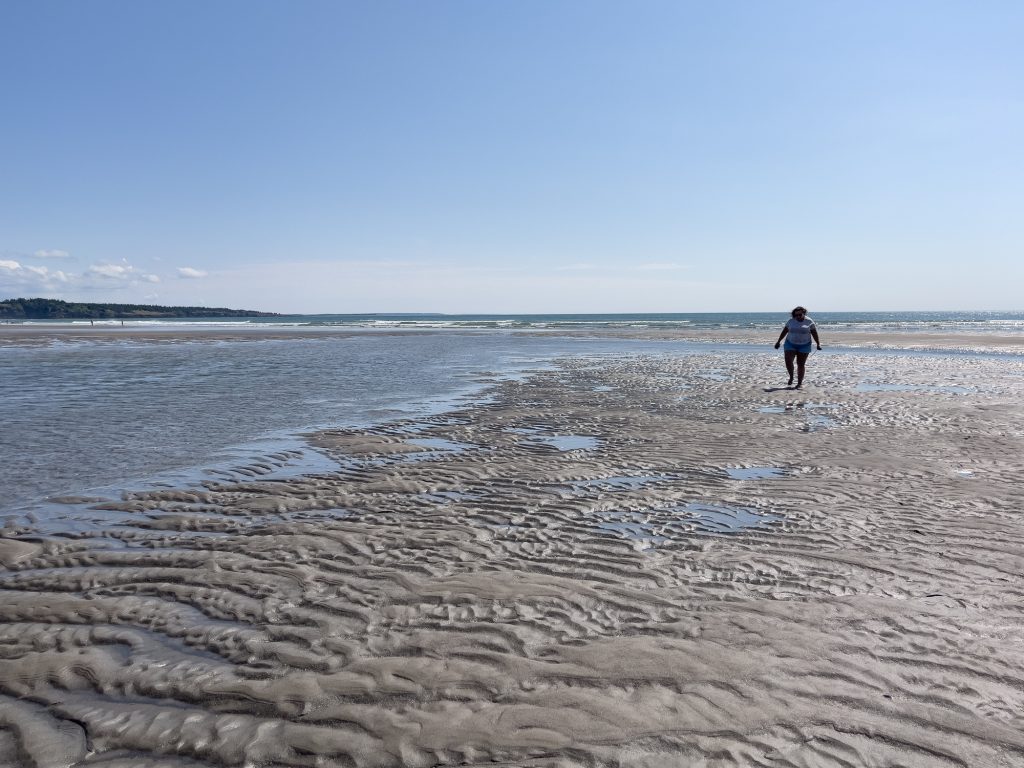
[774,306,821,388]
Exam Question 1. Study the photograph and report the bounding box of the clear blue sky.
[2,1,1021,313]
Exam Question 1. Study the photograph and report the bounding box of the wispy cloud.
[553,262,688,274]
[177,267,208,279]
[0,259,71,291]
[340,260,427,270]
[1,258,162,296]
[636,262,687,271]
[33,249,72,259]
[88,263,135,279]
[84,262,161,286]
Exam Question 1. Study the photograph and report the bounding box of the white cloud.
[88,263,135,279]
[1,258,163,298]
[0,259,70,291]
[177,267,208,279]
[33,249,72,259]
[555,263,599,271]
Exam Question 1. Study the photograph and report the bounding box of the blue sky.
[2,1,1021,313]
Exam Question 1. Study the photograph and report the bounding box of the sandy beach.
[3,339,1024,767]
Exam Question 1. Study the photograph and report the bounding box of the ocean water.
[11,309,1024,333]
[0,332,686,513]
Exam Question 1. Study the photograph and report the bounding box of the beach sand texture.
[2,349,1024,767]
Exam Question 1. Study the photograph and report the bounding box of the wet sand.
[2,343,1024,766]
[0,325,375,347]
[3,322,1024,355]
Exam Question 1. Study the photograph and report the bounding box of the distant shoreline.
[0,298,278,320]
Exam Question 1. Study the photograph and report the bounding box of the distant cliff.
[0,298,279,319]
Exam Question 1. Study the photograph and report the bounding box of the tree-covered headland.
[0,298,278,319]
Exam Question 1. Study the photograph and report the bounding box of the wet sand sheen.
[4,323,1024,353]
[2,348,1024,766]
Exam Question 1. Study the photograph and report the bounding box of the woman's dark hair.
[791,306,807,316]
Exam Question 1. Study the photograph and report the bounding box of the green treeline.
[0,298,278,319]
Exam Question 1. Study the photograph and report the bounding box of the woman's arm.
[774,325,789,349]
[811,327,821,350]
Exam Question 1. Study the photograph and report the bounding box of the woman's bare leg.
[795,351,810,388]
[784,349,796,386]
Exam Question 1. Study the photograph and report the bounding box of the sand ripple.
[3,351,1024,766]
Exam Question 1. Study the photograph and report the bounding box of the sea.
[10,309,1024,332]
[2,311,1021,516]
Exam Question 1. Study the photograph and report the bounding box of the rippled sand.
[3,348,1024,767]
